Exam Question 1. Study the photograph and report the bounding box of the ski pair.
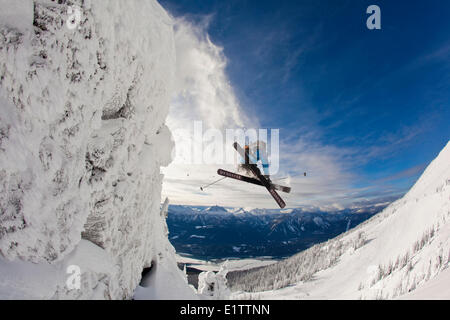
[230,142,287,208]
[217,169,291,194]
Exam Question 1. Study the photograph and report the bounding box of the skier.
[202,142,293,208]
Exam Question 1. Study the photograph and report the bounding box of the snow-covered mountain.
[229,142,450,299]
[0,0,194,299]
[168,205,379,259]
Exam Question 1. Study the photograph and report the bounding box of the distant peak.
[205,205,228,213]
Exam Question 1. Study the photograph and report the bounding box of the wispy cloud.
[161,14,429,209]
[374,163,427,184]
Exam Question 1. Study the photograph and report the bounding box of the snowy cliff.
[0,0,193,299]
[231,141,450,299]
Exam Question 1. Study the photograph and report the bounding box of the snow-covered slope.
[232,142,450,299]
[0,0,194,299]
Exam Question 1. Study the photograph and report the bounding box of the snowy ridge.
[0,0,194,299]
[230,142,450,299]
[168,204,377,259]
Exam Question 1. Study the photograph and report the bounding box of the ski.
[217,169,291,193]
[233,142,286,208]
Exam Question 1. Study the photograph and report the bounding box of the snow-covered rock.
[198,262,231,299]
[0,0,192,300]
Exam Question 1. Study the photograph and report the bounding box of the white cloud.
[162,17,258,205]
[160,16,411,209]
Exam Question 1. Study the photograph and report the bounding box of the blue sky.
[160,0,450,208]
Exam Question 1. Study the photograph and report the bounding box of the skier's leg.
[256,147,270,177]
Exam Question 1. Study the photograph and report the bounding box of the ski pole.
[273,172,307,181]
[200,177,227,191]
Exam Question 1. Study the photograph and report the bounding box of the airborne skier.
[201,141,291,208]
[231,141,286,208]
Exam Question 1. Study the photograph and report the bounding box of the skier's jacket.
[242,143,270,176]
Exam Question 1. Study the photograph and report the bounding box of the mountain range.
[167,204,385,259]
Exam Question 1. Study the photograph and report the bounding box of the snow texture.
[0,0,193,300]
[0,0,34,31]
